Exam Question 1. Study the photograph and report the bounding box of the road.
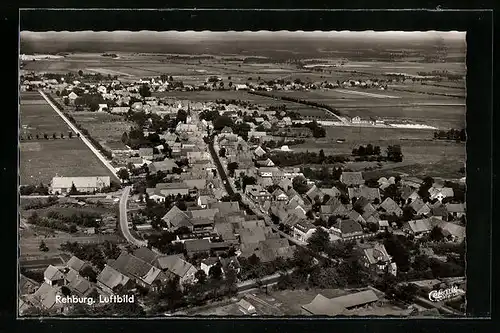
[38,90,119,181]
[119,186,147,247]
[20,193,120,199]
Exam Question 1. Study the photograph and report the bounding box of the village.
[19,69,466,317]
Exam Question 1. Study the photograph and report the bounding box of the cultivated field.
[19,92,118,185]
[70,112,133,150]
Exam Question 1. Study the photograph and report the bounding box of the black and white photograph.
[18,24,468,318]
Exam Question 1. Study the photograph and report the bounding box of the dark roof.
[162,206,192,228]
[66,256,86,272]
[111,252,152,279]
[334,219,363,235]
[133,247,159,265]
[380,197,403,215]
[184,239,212,253]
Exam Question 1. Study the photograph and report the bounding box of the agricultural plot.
[391,83,466,98]
[70,112,133,150]
[19,93,118,185]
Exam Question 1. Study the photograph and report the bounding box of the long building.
[50,176,111,194]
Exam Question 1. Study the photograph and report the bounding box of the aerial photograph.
[18,30,466,318]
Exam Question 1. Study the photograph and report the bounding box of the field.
[19,92,118,185]
[268,89,465,129]
[70,112,133,150]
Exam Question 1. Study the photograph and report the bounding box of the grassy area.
[71,112,133,150]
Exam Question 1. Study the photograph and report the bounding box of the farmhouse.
[359,242,397,276]
[329,219,364,240]
[402,219,433,237]
[50,176,111,194]
[340,172,365,187]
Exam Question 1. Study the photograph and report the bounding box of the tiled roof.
[340,172,364,186]
[97,265,130,290]
[66,256,86,272]
[44,265,64,281]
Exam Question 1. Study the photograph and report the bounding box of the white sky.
[21,30,466,41]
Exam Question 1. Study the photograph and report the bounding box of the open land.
[19,92,118,185]
[70,112,133,150]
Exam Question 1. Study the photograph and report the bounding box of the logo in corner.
[428,285,465,302]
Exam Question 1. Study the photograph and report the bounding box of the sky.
[21,30,466,42]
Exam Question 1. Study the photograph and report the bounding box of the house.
[431,204,449,220]
[379,197,403,216]
[20,275,40,295]
[133,247,159,265]
[320,186,341,198]
[402,219,433,237]
[43,265,65,286]
[279,178,293,192]
[184,239,212,255]
[272,188,289,201]
[245,185,272,202]
[162,206,192,231]
[235,84,249,91]
[98,103,108,112]
[347,210,366,225]
[156,182,190,197]
[66,256,87,273]
[50,176,111,194]
[430,219,466,242]
[293,221,319,243]
[340,172,364,187]
[445,203,466,219]
[302,290,379,316]
[209,201,240,215]
[238,299,257,315]
[148,159,177,174]
[138,148,154,160]
[401,186,421,204]
[329,219,363,240]
[410,198,431,216]
[429,187,454,202]
[200,257,220,276]
[306,185,324,204]
[188,208,219,221]
[256,158,275,167]
[156,254,197,287]
[29,283,65,312]
[258,167,280,178]
[253,146,267,157]
[146,189,166,203]
[96,264,132,295]
[197,195,213,209]
[110,252,170,291]
[360,243,397,276]
[348,186,381,202]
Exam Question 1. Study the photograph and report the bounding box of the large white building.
[50,176,111,194]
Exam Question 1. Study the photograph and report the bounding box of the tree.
[69,132,73,139]
[292,176,309,195]
[195,270,207,284]
[69,182,79,195]
[219,147,226,158]
[307,228,330,253]
[78,70,83,76]
[209,264,223,280]
[117,168,130,182]
[387,145,403,162]
[228,81,233,88]
[60,133,64,139]
[52,133,57,139]
[227,162,239,177]
[213,115,233,131]
[139,84,151,98]
[319,149,325,163]
[219,81,224,89]
[61,286,71,296]
[39,240,49,252]
[430,226,445,242]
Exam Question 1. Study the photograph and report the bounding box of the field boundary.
[38,90,120,182]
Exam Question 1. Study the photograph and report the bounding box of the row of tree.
[20,131,77,141]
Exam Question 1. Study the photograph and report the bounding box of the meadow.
[19,93,118,185]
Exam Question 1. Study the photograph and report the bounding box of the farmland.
[19,92,118,186]
[70,112,133,150]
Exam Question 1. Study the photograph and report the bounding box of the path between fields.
[119,186,147,247]
[38,90,119,181]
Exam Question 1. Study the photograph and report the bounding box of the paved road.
[119,186,147,247]
[38,90,120,181]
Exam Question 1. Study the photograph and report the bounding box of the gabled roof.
[401,186,419,201]
[333,219,363,235]
[209,201,240,215]
[32,283,61,309]
[238,226,269,244]
[405,219,432,233]
[306,185,324,202]
[431,204,448,217]
[111,252,152,280]
[302,294,346,316]
[410,198,430,214]
[44,265,64,281]
[188,208,219,221]
[66,256,86,272]
[380,197,403,216]
[162,206,192,228]
[156,254,195,278]
[97,265,130,290]
[330,290,379,309]
[133,247,159,265]
[320,187,341,198]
